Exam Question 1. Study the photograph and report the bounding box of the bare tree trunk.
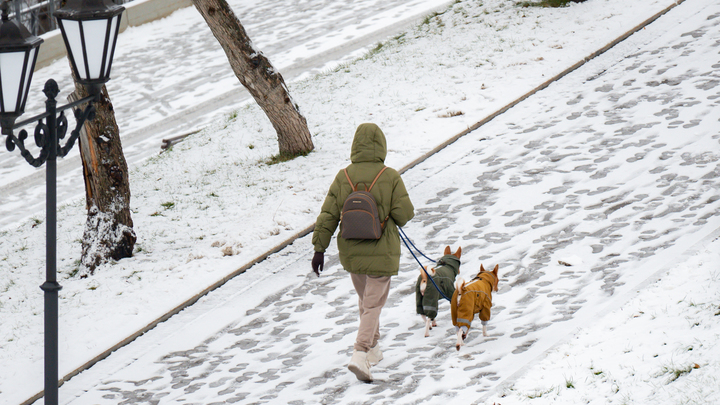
[192,0,314,156]
[69,82,136,276]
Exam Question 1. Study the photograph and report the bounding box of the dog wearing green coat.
[415,246,462,337]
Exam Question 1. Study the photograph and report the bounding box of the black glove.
[312,251,324,276]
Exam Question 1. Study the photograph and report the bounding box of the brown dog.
[451,264,499,350]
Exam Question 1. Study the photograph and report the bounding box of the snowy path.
[57,3,720,404]
[0,0,453,230]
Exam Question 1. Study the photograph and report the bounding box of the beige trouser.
[350,273,392,352]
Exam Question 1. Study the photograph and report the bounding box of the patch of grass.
[565,376,575,389]
[421,10,446,26]
[527,387,555,399]
[266,150,310,165]
[439,110,464,118]
[2,280,15,293]
[662,363,695,383]
[67,262,80,278]
[161,201,175,209]
[518,0,587,7]
[363,42,386,60]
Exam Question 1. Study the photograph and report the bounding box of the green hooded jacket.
[312,123,415,276]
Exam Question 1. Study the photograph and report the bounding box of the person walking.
[311,123,414,382]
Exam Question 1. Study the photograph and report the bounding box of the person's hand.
[312,251,324,276]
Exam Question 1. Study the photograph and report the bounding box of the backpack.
[340,167,389,240]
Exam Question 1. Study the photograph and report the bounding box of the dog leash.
[398,227,436,262]
[398,227,451,302]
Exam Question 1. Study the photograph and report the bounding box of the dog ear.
[444,246,451,255]
[480,264,486,272]
[454,246,462,259]
[492,264,499,291]
[492,264,499,275]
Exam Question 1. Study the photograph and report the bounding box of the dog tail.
[420,266,436,296]
[454,276,466,305]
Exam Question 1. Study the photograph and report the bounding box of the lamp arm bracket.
[5,128,49,167]
[4,93,97,165]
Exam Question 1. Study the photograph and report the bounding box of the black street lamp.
[0,0,123,404]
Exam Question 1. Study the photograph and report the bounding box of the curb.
[20,0,687,403]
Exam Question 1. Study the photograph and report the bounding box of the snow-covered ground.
[1,0,719,403]
[487,232,720,404]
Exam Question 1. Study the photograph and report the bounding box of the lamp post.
[0,0,123,403]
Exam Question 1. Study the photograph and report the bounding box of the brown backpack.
[340,167,389,240]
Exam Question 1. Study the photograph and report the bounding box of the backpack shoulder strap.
[343,168,357,192]
[367,166,388,192]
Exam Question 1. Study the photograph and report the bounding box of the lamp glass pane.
[102,14,120,78]
[81,19,110,80]
[0,51,27,113]
[61,20,87,79]
[20,48,36,109]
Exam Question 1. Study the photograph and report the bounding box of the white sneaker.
[348,350,373,382]
[367,344,383,366]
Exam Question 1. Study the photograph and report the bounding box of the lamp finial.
[1,2,9,22]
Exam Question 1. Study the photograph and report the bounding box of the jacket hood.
[351,123,387,163]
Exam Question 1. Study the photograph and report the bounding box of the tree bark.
[192,0,314,156]
[69,82,136,276]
